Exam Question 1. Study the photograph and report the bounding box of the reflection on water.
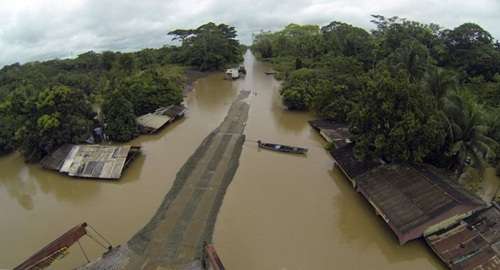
[0,51,444,269]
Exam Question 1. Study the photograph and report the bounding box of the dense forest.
[0,22,243,161]
[252,16,500,176]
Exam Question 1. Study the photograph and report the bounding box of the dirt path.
[81,90,250,270]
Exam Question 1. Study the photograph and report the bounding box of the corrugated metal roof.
[39,144,141,180]
[330,144,381,180]
[136,113,171,130]
[426,206,500,270]
[355,165,485,244]
[309,119,351,147]
[40,144,74,171]
[59,145,132,179]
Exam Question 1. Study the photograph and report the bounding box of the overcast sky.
[0,0,499,67]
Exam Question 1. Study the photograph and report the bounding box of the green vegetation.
[253,16,500,173]
[0,22,243,161]
[101,91,137,142]
[169,23,244,71]
[15,86,96,161]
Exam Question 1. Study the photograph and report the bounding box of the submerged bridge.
[81,91,250,270]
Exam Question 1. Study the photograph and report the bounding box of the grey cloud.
[0,0,499,67]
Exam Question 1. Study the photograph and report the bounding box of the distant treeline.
[0,22,244,161]
[252,16,500,175]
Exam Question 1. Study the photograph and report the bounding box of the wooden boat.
[257,140,308,155]
[15,223,89,270]
[264,71,276,75]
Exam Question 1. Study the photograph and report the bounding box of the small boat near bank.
[257,140,308,155]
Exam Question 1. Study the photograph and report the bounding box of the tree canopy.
[168,22,244,71]
[253,16,500,173]
[0,22,244,161]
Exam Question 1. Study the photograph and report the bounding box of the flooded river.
[0,51,444,269]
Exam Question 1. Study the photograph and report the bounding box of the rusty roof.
[330,144,381,180]
[426,206,500,270]
[355,164,485,244]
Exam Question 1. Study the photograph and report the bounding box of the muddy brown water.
[0,51,444,269]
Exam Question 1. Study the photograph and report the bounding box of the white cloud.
[0,0,499,67]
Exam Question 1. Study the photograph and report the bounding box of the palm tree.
[425,67,457,109]
[444,92,498,173]
[484,108,500,176]
[390,39,429,81]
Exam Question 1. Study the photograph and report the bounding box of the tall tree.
[349,68,445,162]
[102,91,137,142]
[16,85,95,161]
[444,92,498,172]
[169,22,243,71]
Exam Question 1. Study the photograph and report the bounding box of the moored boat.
[257,140,308,155]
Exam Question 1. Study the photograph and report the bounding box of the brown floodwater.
[0,51,444,269]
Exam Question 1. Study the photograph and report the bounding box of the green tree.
[313,56,364,121]
[321,21,375,66]
[118,53,136,73]
[102,91,137,142]
[444,92,498,172]
[0,101,16,154]
[16,85,95,161]
[443,23,500,80]
[121,69,183,115]
[349,68,445,162]
[252,31,274,58]
[169,23,243,71]
[280,68,326,110]
[424,67,457,109]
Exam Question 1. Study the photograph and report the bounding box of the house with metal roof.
[309,119,352,147]
[330,143,382,187]
[136,104,187,134]
[426,205,500,270]
[40,144,141,180]
[355,164,485,244]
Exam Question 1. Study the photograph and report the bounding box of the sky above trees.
[0,0,499,67]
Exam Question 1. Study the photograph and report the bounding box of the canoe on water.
[257,140,308,155]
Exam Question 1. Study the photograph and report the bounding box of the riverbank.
[80,90,250,269]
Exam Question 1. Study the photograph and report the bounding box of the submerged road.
[81,90,250,270]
